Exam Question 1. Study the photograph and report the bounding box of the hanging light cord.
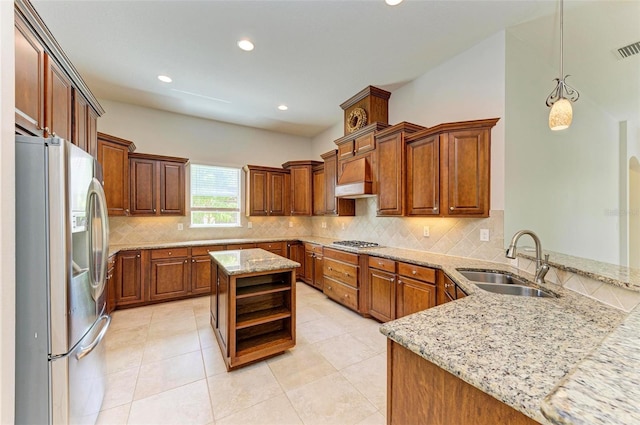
[545,0,580,107]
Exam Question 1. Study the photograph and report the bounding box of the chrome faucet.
[505,230,549,284]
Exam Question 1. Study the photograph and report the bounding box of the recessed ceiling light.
[237,39,254,51]
[385,0,403,5]
[278,105,288,111]
[157,75,172,83]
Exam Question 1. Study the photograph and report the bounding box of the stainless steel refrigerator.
[15,136,111,424]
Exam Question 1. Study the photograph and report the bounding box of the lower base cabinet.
[149,248,190,301]
[287,241,305,281]
[303,243,324,290]
[387,341,538,425]
[106,254,118,314]
[115,250,143,307]
[323,248,364,313]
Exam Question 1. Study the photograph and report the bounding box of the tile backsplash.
[110,198,507,263]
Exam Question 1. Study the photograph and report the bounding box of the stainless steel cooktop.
[332,240,380,248]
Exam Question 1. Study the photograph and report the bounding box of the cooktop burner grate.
[332,240,380,248]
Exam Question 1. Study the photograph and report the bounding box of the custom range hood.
[335,157,374,198]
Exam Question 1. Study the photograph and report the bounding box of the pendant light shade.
[545,0,579,131]
[549,98,573,131]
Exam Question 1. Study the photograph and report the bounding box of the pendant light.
[545,0,579,131]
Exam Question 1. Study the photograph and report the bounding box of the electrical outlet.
[423,226,430,237]
[480,229,490,241]
[247,221,253,229]
[177,223,183,231]
[341,223,345,230]
[321,222,327,229]
[288,221,293,228]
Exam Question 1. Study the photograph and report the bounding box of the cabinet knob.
[398,279,402,285]
[328,266,333,271]
[450,207,454,211]
[126,209,130,213]
[154,208,157,213]
[192,259,195,263]
[328,286,332,290]
[344,272,350,277]
[137,254,141,258]
[390,277,394,283]
[184,259,187,263]
[412,270,417,275]
[43,127,50,134]
[161,209,164,212]
[344,294,349,298]
[433,207,438,211]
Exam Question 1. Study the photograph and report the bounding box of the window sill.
[189,224,242,229]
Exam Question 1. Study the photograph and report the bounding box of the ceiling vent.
[616,41,640,59]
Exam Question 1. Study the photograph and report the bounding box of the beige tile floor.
[97,282,387,425]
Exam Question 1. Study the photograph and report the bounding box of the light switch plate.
[289,221,293,228]
[247,221,253,229]
[480,229,490,241]
[423,226,430,237]
[177,223,183,231]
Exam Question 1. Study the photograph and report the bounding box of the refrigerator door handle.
[76,314,111,361]
[87,177,110,300]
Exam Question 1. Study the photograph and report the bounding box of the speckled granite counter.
[209,248,299,276]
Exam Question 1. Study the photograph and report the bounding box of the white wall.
[98,99,313,168]
[0,1,16,423]
[505,32,621,264]
[311,31,506,210]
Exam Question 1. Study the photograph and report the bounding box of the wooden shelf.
[236,307,291,330]
[236,329,293,357]
[236,282,291,299]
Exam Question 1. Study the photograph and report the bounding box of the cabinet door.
[98,138,130,216]
[269,172,288,216]
[377,133,404,216]
[397,276,436,318]
[257,241,285,256]
[436,272,454,306]
[191,255,212,296]
[322,152,355,216]
[130,158,156,215]
[290,166,312,216]
[45,56,72,140]
[216,268,229,355]
[15,16,45,136]
[160,161,185,215]
[313,253,324,290]
[248,170,268,216]
[116,250,143,306]
[303,247,314,285]
[106,255,117,314]
[87,109,98,158]
[150,257,190,301]
[407,135,440,216]
[368,268,396,322]
[72,90,88,152]
[313,168,325,216]
[442,129,490,216]
[287,242,305,281]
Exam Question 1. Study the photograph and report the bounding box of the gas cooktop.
[332,240,380,248]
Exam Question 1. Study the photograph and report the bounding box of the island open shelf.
[209,248,299,371]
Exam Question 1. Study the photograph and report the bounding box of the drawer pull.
[327,286,332,290]
[398,279,402,285]
[344,294,349,298]
[184,260,187,263]
[344,272,350,277]
[168,251,172,255]
[328,266,333,271]
[412,270,417,275]
[390,278,394,283]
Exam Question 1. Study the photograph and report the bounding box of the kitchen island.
[209,248,300,371]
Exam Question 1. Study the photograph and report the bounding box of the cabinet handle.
[344,294,349,298]
[344,272,350,277]
[450,207,454,211]
[327,286,332,290]
[161,209,164,212]
[126,209,130,213]
[154,208,157,213]
[184,260,188,263]
[398,279,403,285]
[137,254,141,258]
[412,270,417,275]
[328,266,333,271]
[168,251,172,255]
[433,207,438,211]
[192,259,195,263]
[390,277,394,283]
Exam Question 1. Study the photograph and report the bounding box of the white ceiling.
[31,0,638,138]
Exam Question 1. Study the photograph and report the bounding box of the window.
[190,164,241,227]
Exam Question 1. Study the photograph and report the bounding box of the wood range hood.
[335,157,375,198]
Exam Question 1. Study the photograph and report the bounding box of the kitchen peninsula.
[209,248,299,370]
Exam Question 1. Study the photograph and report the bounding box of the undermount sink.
[457,269,556,298]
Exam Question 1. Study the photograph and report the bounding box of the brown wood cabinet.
[97,133,136,216]
[287,241,305,281]
[339,86,391,136]
[191,246,224,296]
[106,254,118,314]
[149,248,190,301]
[244,165,290,216]
[375,123,426,216]
[129,152,188,216]
[303,243,323,290]
[323,248,363,313]
[387,341,538,425]
[312,164,325,216]
[14,3,103,149]
[368,258,437,322]
[282,160,322,216]
[257,241,286,256]
[436,272,467,306]
[226,243,257,250]
[116,250,143,307]
[405,118,499,218]
[320,150,355,216]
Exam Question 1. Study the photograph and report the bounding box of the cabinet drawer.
[323,248,358,265]
[355,133,374,154]
[191,245,224,256]
[304,243,323,255]
[324,258,358,288]
[257,241,285,253]
[323,277,358,311]
[226,243,257,250]
[338,141,354,158]
[107,254,117,268]
[368,256,395,273]
[150,247,189,259]
[398,262,436,283]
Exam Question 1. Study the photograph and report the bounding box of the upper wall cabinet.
[244,165,290,216]
[14,1,104,150]
[405,118,500,218]
[320,150,355,216]
[282,160,322,216]
[129,153,188,216]
[97,133,137,216]
[375,122,426,216]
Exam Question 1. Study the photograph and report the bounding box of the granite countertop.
[209,248,300,276]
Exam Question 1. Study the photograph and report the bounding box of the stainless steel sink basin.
[457,269,556,298]
[474,282,554,298]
